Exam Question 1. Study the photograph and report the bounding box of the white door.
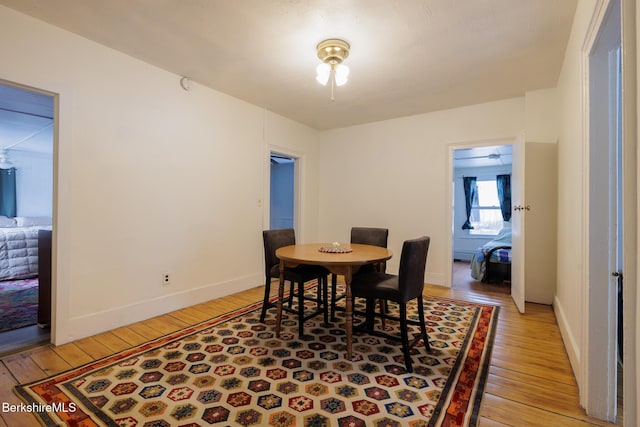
[522,142,558,305]
[509,135,525,313]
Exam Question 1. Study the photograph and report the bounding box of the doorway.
[269,153,295,230]
[267,148,303,238]
[448,141,517,293]
[0,81,54,354]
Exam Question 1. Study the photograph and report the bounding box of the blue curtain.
[0,168,16,217]
[462,176,476,230]
[496,174,511,221]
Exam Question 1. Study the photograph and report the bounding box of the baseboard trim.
[425,272,446,287]
[553,295,582,387]
[56,273,262,345]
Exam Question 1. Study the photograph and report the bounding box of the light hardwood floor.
[0,263,622,427]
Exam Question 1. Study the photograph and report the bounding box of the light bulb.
[316,63,331,86]
[334,64,349,86]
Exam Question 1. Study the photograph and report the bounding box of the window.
[469,179,503,235]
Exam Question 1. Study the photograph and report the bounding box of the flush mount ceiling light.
[315,38,350,101]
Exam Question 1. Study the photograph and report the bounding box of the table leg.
[275,260,285,337]
[344,267,353,360]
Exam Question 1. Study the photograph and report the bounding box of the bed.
[0,216,52,282]
[470,226,512,283]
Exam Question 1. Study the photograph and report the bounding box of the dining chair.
[350,236,431,372]
[330,227,389,322]
[261,228,329,338]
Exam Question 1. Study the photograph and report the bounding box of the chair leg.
[330,274,338,322]
[314,277,329,325]
[297,281,305,338]
[288,281,295,308]
[378,299,386,329]
[399,303,413,373]
[417,297,430,352]
[260,277,271,323]
[364,298,376,330]
[322,276,329,325]
[316,278,322,311]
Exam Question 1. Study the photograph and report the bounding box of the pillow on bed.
[0,216,16,227]
[15,216,52,227]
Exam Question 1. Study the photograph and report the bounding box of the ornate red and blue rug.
[0,278,39,333]
[15,289,498,427]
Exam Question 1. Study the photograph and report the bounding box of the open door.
[509,134,525,313]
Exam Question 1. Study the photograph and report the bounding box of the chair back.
[263,228,296,275]
[351,227,389,273]
[350,227,389,247]
[397,236,431,302]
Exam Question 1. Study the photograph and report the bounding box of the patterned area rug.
[15,288,498,427]
[0,278,39,333]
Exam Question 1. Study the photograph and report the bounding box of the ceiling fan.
[270,154,293,164]
[0,149,14,169]
[454,153,502,160]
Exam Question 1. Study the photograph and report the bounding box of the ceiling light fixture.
[315,39,350,101]
[0,149,14,170]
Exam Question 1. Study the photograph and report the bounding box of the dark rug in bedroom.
[0,278,39,333]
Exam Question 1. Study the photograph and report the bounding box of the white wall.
[555,0,597,390]
[317,98,525,285]
[0,5,320,344]
[525,88,560,143]
[263,111,322,243]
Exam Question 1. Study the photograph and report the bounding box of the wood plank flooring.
[0,325,49,356]
[0,263,622,426]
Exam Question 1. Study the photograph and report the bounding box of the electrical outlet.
[162,273,170,286]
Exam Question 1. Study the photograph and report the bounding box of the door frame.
[0,78,59,345]
[619,0,637,422]
[445,137,519,302]
[581,0,637,422]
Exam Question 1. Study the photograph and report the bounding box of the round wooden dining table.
[274,243,393,360]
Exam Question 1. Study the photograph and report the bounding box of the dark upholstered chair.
[351,236,431,372]
[330,227,389,321]
[261,229,329,338]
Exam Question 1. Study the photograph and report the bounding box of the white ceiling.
[0,83,54,156]
[453,145,512,169]
[0,0,577,131]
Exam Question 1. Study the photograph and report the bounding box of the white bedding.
[0,225,51,281]
[470,226,512,281]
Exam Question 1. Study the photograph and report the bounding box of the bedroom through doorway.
[0,81,54,355]
[450,144,513,294]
